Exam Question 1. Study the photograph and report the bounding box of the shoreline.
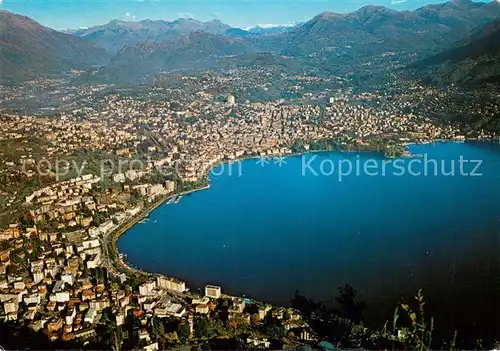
[108,148,357,274]
[107,137,497,280]
[106,186,210,277]
[107,150,339,278]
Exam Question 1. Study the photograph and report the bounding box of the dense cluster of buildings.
[0,235,306,348]
[0,68,499,348]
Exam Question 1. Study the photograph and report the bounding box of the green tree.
[0,240,12,250]
[335,284,366,323]
[262,324,286,340]
[396,289,434,351]
[165,331,179,345]
[98,308,122,351]
[194,316,215,339]
[110,281,121,291]
[151,316,165,342]
[283,310,292,321]
[178,322,191,344]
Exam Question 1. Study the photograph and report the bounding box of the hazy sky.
[0,0,490,30]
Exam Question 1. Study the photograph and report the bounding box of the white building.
[33,270,45,284]
[156,277,186,293]
[143,342,159,351]
[61,273,74,286]
[113,173,126,183]
[3,299,19,314]
[98,220,115,235]
[165,181,175,193]
[56,291,70,303]
[82,238,100,250]
[116,311,125,326]
[128,205,142,217]
[205,285,222,299]
[139,281,156,296]
[13,281,25,290]
[86,253,101,269]
[84,307,98,324]
[154,302,186,318]
[65,307,76,325]
[23,293,41,305]
[88,227,100,237]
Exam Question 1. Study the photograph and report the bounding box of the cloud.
[124,12,136,20]
[390,0,407,4]
[246,23,295,30]
[176,12,195,19]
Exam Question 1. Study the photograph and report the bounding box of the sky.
[0,0,490,30]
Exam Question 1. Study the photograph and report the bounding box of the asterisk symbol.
[256,156,270,167]
[274,156,287,167]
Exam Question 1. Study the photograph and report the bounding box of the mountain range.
[411,17,500,85]
[0,10,109,84]
[103,32,255,83]
[67,18,232,53]
[65,21,297,53]
[1,0,500,86]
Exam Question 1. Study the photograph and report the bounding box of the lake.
[118,141,500,344]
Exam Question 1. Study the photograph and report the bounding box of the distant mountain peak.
[71,17,231,53]
[0,10,36,24]
[0,11,109,84]
[100,19,143,29]
[315,11,343,20]
[173,17,197,23]
[357,4,387,11]
[354,4,395,15]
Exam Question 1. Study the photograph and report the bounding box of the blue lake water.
[118,141,500,341]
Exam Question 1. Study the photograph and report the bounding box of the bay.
[118,141,500,342]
